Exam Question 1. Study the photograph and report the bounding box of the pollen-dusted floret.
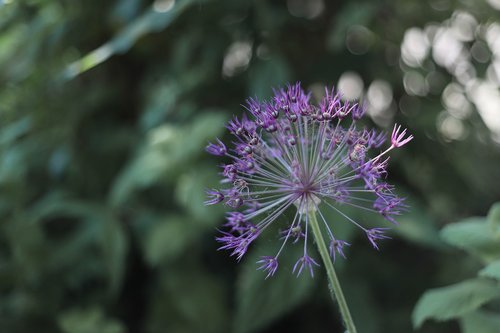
[206,82,412,278]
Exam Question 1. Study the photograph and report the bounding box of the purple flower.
[374,194,407,224]
[367,129,386,148]
[366,228,391,250]
[227,116,246,136]
[206,82,412,277]
[351,103,366,120]
[319,87,342,120]
[357,157,389,189]
[224,212,249,233]
[390,124,414,148]
[293,255,320,277]
[222,164,238,181]
[257,256,279,278]
[217,227,260,261]
[204,189,224,205]
[280,224,305,244]
[205,138,227,156]
[224,188,244,208]
[329,239,351,262]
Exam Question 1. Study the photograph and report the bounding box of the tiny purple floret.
[257,256,279,278]
[366,228,391,250]
[391,124,414,148]
[204,189,224,205]
[293,255,320,277]
[205,138,227,156]
[329,239,351,262]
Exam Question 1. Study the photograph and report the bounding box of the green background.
[1,0,500,332]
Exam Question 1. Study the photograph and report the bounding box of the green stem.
[309,212,358,333]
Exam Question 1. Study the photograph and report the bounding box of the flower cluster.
[205,83,413,278]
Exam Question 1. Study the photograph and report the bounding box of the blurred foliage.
[414,203,500,332]
[0,0,499,332]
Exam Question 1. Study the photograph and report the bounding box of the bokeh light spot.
[222,41,253,78]
[153,0,175,13]
[345,25,374,55]
[401,28,429,67]
[287,0,324,19]
[337,72,364,100]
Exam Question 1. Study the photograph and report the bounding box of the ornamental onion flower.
[206,82,412,279]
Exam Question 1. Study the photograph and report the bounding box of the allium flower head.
[206,83,412,278]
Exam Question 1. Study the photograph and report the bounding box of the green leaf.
[479,260,500,280]
[248,57,290,99]
[234,239,315,333]
[342,279,382,333]
[109,112,226,206]
[412,279,500,329]
[0,116,32,145]
[175,165,224,223]
[5,217,48,280]
[440,218,500,261]
[143,216,196,267]
[460,310,500,333]
[140,80,180,130]
[487,202,500,234]
[58,307,125,333]
[394,196,443,249]
[326,2,377,52]
[148,263,229,333]
[26,194,129,295]
[100,217,128,296]
[64,0,200,78]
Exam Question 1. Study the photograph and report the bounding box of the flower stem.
[309,212,357,333]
